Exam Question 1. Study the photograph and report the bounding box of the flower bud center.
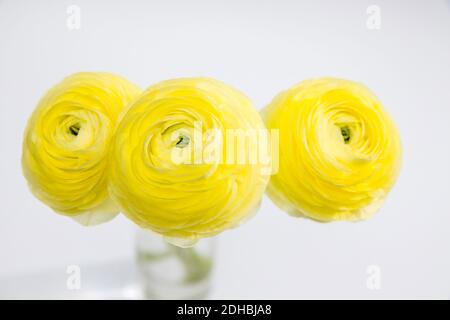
[69,123,81,136]
[175,134,190,148]
[339,125,351,144]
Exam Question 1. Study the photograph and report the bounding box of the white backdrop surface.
[0,0,449,299]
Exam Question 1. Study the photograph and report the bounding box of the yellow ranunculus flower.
[22,72,141,225]
[262,78,402,222]
[109,78,269,247]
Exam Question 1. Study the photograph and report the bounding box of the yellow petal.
[22,72,141,225]
[262,78,402,222]
[109,78,269,245]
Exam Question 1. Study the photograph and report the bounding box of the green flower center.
[175,135,190,148]
[69,123,81,136]
[340,125,351,144]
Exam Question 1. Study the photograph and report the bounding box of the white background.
[1,0,449,299]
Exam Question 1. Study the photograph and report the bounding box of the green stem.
[137,250,172,262]
[170,245,213,284]
[137,239,213,284]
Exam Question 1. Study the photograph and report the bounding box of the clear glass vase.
[135,228,215,299]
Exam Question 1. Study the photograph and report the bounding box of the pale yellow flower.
[262,78,402,222]
[109,78,269,246]
[22,72,141,225]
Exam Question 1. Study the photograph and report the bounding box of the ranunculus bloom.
[262,78,402,222]
[109,78,269,246]
[22,72,141,225]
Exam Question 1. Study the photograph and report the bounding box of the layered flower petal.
[22,72,141,225]
[262,78,402,222]
[109,78,269,246]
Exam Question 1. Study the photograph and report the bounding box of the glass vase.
[135,228,215,299]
